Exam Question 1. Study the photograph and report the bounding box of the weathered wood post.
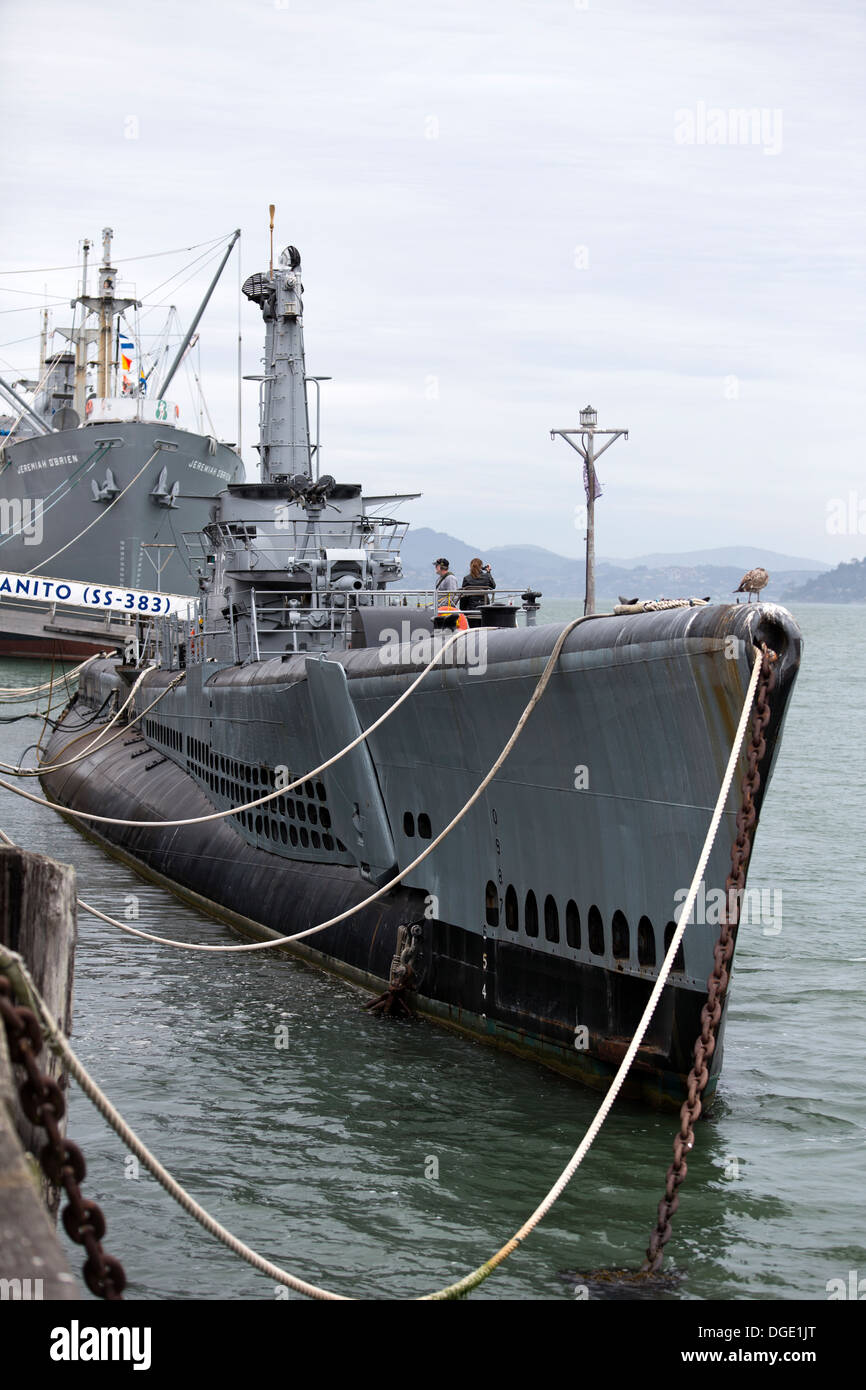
[550,405,629,616]
[0,847,79,1299]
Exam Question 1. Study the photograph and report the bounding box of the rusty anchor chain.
[0,972,126,1299]
[641,642,778,1275]
[365,922,423,1017]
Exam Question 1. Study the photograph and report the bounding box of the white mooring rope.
[0,626,472,817]
[0,666,165,777]
[0,656,93,698]
[7,615,608,951]
[25,447,161,575]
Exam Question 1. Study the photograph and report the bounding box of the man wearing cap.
[433,558,459,607]
[433,558,468,631]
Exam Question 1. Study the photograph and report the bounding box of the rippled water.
[0,602,863,1301]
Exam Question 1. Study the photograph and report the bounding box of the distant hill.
[781,555,866,603]
[401,528,826,603]
[603,546,830,573]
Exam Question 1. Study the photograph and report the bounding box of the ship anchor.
[364,923,422,1018]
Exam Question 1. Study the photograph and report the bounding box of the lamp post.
[551,405,628,615]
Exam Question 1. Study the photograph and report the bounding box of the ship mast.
[242,215,312,482]
[75,228,140,401]
[156,230,241,398]
[71,239,91,417]
[38,306,49,380]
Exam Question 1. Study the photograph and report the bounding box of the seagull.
[734,567,769,602]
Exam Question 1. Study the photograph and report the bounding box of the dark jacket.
[459,569,496,610]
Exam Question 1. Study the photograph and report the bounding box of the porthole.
[544,895,560,943]
[315,781,327,801]
[417,813,432,838]
[588,905,604,956]
[323,834,334,851]
[485,881,500,927]
[308,804,318,825]
[297,802,306,822]
[525,890,539,938]
[320,808,331,829]
[566,900,581,949]
[289,825,299,846]
[300,827,309,848]
[612,910,629,960]
[403,811,415,837]
[311,831,321,849]
[638,916,656,966]
[255,815,263,835]
[280,823,287,845]
[505,885,518,931]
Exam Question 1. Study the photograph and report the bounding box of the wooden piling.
[0,846,79,1299]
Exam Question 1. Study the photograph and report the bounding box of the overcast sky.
[1,0,863,565]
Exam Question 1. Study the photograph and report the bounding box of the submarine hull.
[40,600,802,1110]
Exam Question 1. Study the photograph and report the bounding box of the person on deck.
[433,557,468,630]
[459,557,496,611]
[433,558,459,607]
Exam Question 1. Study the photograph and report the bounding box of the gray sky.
[1,0,863,564]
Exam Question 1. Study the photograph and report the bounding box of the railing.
[0,591,136,649]
[182,518,408,560]
[137,586,543,670]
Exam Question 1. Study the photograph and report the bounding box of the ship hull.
[41,601,801,1109]
[0,632,106,660]
[0,421,242,655]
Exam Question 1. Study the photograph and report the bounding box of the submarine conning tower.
[242,245,312,483]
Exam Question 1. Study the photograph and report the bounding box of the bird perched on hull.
[734,567,769,602]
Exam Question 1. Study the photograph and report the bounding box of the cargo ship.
[0,228,244,657]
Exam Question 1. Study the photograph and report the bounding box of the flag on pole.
[583,461,602,502]
[120,340,134,391]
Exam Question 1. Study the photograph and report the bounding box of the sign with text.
[0,570,196,619]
